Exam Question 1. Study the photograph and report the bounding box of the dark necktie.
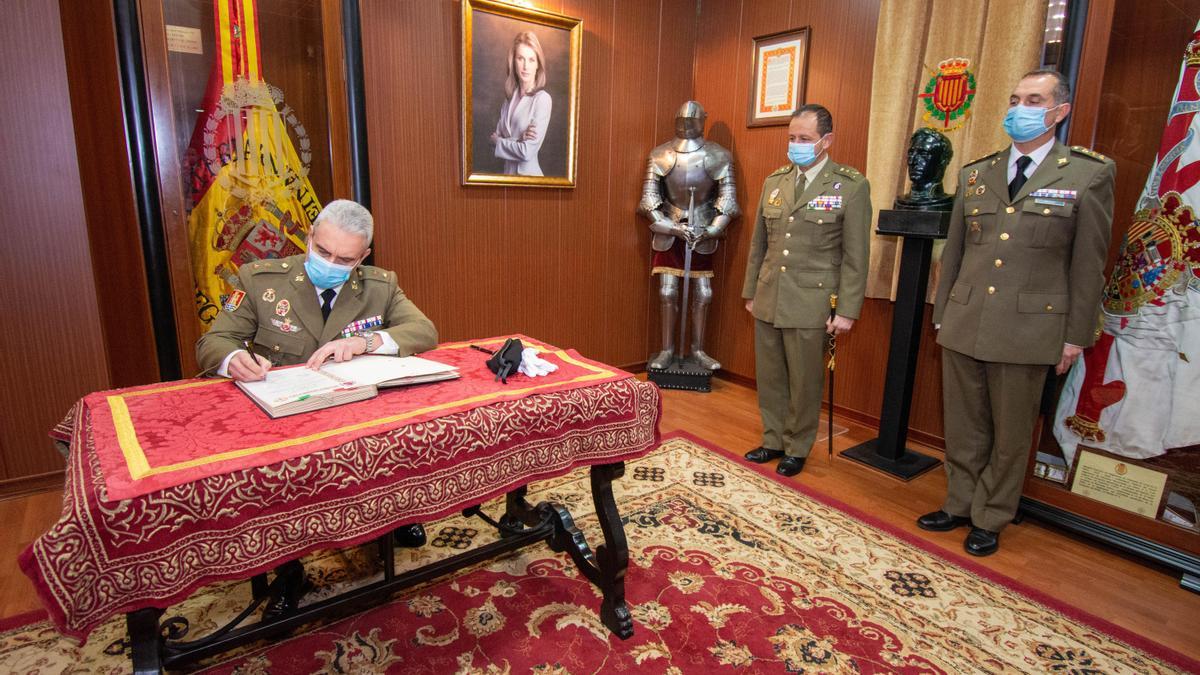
[320,288,336,322]
[794,170,807,204]
[1009,155,1032,200]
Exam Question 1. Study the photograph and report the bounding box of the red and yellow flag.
[184,0,322,328]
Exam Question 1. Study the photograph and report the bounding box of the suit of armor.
[638,101,739,370]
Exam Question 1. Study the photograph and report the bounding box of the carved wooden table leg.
[126,607,164,675]
[590,461,633,639]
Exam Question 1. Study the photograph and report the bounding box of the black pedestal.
[647,357,712,392]
[841,209,949,481]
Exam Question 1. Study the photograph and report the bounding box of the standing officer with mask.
[920,70,1115,556]
[742,104,872,476]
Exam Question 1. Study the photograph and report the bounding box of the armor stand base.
[647,355,712,393]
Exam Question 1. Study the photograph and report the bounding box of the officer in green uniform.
[742,104,872,476]
[921,70,1116,556]
[195,199,438,619]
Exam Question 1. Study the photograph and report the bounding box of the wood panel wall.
[0,1,110,489]
[360,0,697,367]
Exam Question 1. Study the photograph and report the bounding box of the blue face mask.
[787,135,826,167]
[1003,104,1059,143]
[304,250,356,289]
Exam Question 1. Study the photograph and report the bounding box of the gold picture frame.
[462,0,582,187]
[747,27,810,128]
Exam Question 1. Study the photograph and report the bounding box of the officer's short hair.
[1021,69,1072,105]
[314,199,373,245]
[791,104,833,136]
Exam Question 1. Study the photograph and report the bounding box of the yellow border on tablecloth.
[107,339,619,479]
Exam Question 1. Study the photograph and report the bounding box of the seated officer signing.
[197,199,437,553]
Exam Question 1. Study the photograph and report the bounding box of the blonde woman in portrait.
[490,31,552,176]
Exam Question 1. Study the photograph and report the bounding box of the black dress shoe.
[916,510,972,532]
[775,456,806,476]
[964,527,1000,556]
[394,523,427,548]
[744,446,784,463]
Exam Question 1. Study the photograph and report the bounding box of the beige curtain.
[864,0,1048,300]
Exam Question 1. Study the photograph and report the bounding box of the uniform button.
[272,345,281,352]
[951,291,956,298]
[987,286,996,294]
[994,259,1003,268]
[817,218,824,224]
[971,208,979,215]
[817,282,824,288]
[783,249,789,256]
[1006,206,1015,214]
[780,266,786,272]
[1042,208,1051,215]
[788,216,795,222]
[1000,232,1010,240]
[785,232,792,238]
[1045,304,1054,311]
[281,262,289,269]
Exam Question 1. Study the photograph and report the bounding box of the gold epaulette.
[768,164,794,178]
[1071,145,1110,162]
[966,149,1005,167]
[833,165,863,179]
[359,266,392,282]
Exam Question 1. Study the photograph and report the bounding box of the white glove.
[518,347,559,377]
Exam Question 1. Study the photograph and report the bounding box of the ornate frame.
[747,27,810,128]
[461,0,582,187]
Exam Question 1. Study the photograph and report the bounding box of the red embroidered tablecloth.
[19,338,661,640]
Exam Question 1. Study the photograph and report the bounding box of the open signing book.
[235,354,460,418]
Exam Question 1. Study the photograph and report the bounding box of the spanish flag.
[184,0,322,329]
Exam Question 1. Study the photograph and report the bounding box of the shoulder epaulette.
[358,266,393,282]
[966,150,1004,167]
[768,164,793,178]
[1071,146,1110,162]
[833,165,863,179]
[245,259,296,274]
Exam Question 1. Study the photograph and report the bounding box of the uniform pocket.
[963,199,998,244]
[1017,292,1069,314]
[254,328,307,363]
[1023,199,1076,248]
[949,281,972,305]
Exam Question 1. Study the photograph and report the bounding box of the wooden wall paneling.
[138,0,204,377]
[608,0,673,367]
[0,1,109,480]
[58,0,160,389]
[1065,0,1115,150]
[320,0,353,200]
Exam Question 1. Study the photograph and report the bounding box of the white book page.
[322,354,458,386]
[236,367,349,407]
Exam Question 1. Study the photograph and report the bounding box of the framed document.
[462,0,582,187]
[747,27,810,128]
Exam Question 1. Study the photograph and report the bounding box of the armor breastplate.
[662,151,718,227]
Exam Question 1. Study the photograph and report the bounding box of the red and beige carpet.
[1,433,1195,673]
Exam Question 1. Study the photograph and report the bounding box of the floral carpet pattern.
[1,434,1195,673]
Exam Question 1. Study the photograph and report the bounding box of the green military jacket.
[196,254,438,374]
[932,141,1116,365]
[741,159,872,328]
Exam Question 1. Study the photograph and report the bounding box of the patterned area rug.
[1,433,1196,674]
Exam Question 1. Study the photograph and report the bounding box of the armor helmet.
[674,100,706,140]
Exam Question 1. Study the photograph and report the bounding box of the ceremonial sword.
[827,294,838,463]
[676,187,698,367]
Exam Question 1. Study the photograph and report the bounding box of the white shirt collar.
[1008,137,1055,175]
[797,155,830,186]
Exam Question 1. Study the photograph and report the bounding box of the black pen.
[243,339,264,376]
[470,344,495,355]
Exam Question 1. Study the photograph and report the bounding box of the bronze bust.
[895,128,953,211]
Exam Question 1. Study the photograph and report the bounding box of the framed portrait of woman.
[462,0,582,188]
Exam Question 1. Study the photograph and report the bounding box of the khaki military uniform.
[196,254,438,373]
[932,141,1115,532]
[742,160,871,457]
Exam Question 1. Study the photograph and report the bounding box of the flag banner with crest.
[1054,24,1200,466]
[185,0,322,330]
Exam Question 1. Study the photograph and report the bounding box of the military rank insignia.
[262,288,276,302]
[768,188,783,207]
[341,315,383,339]
[223,290,245,313]
[807,195,843,211]
[975,185,986,196]
[967,169,978,186]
